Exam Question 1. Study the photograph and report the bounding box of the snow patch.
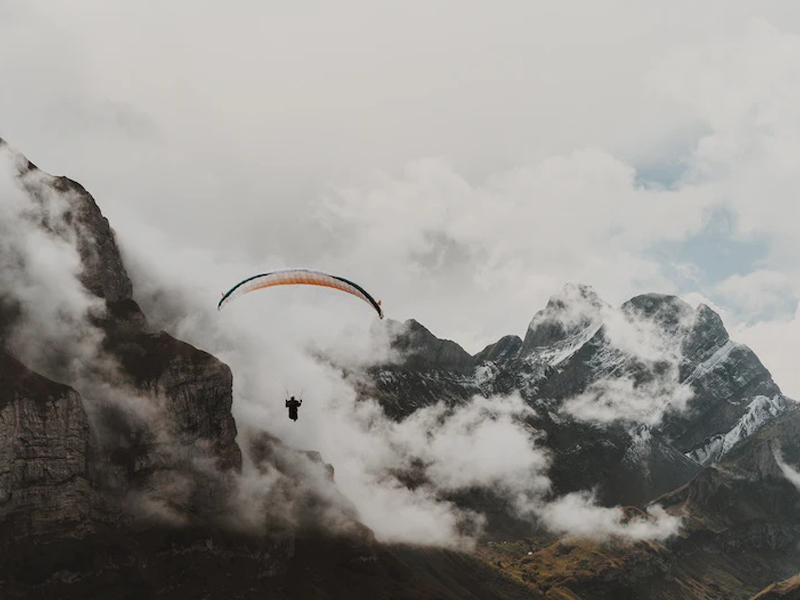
[623,426,654,471]
[687,394,787,465]
[534,320,602,367]
[682,339,738,386]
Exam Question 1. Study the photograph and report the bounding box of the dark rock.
[474,335,523,364]
[246,430,367,539]
[621,293,694,336]
[385,319,475,374]
[0,350,113,545]
[520,283,605,355]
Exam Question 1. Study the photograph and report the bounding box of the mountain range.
[1,137,799,599]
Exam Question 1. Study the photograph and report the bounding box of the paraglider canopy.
[218,268,384,319]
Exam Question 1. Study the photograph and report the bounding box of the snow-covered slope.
[687,395,788,465]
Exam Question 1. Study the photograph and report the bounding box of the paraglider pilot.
[286,396,302,422]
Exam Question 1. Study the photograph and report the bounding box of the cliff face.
[0,139,249,543]
[0,350,110,544]
[0,138,244,534]
[101,330,242,521]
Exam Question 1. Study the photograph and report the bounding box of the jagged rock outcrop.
[386,318,475,373]
[473,335,522,364]
[364,319,482,418]
[750,573,800,600]
[96,330,243,522]
[721,405,800,479]
[106,330,241,470]
[0,138,132,304]
[246,431,370,539]
[520,282,605,356]
[0,138,293,600]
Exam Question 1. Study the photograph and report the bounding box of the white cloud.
[733,305,800,399]
[0,145,108,380]
[563,376,694,426]
[388,394,549,494]
[715,270,795,317]
[0,0,772,352]
[535,491,681,542]
[559,298,696,426]
[316,151,712,351]
[774,448,800,490]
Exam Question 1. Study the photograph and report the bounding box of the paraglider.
[286,396,302,422]
[218,269,383,423]
[217,268,384,319]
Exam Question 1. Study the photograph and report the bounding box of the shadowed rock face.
[386,319,475,373]
[0,350,112,544]
[0,140,243,535]
[94,330,243,523]
[5,139,242,477]
[47,176,133,303]
[246,430,369,539]
[106,330,242,473]
[0,140,309,597]
[473,335,522,364]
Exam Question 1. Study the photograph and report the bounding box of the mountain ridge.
[3,136,800,599]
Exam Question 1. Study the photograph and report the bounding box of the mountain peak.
[383,318,474,373]
[547,283,602,308]
[473,334,523,363]
[0,136,39,175]
[521,283,606,354]
[679,302,731,366]
[0,139,132,303]
[622,293,695,327]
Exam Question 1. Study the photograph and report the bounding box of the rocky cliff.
[0,139,548,600]
[0,349,110,544]
[0,138,291,591]
[0,137,244,532]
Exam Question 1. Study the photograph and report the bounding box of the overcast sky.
[3,0,800,396]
